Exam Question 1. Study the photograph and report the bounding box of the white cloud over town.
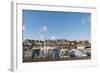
[51,36,56,40]
[23,25,25,31]
[40,26,48,32]
[81,17,90,25]
[38,26,48,40]
[40,35,44,39]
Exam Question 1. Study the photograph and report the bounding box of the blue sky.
[23,10,91,41]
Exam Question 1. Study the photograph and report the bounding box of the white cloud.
[51,36,56,40]
[40,35,44,39]
[38,26,48,40]
[23,25,25,31]
[81,17,90,25]
[40,26,48,32]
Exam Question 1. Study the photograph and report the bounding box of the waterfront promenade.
[23,56,91,62]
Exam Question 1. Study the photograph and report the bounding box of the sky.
[23,10,91,41]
